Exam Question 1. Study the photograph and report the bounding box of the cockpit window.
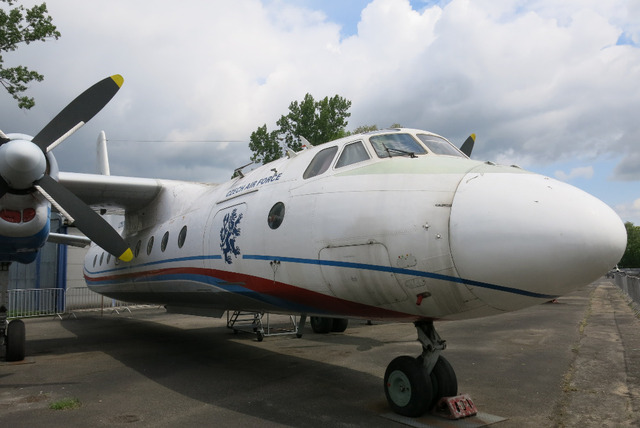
[369,133,427,158]
[335,141,370,168]
[417,134,466,158]
[303,146,338,179]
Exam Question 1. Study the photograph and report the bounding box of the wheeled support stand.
[297,314,306,338]
[383,320,458,417]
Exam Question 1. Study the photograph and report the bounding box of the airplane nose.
[449,169,627,310]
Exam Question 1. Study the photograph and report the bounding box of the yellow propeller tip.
[118,248,133,262]
[470,133,476,141]
[110,74,124,88]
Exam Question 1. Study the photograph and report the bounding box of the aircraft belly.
[89,280,286,313]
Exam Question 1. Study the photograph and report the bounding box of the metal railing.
[614,271,640,316]
[7,287,134,319]
[65,287,131,312]
[7,288,65,318]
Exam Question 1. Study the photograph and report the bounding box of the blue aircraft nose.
[449,169,627,311]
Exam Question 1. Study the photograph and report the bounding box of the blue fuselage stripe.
[86,254,222,275]
[86,253,556,300]
[243,254,556,299]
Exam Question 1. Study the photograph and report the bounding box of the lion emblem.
[220,208,243,264]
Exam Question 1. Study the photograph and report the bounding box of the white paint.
[76,128,627,321]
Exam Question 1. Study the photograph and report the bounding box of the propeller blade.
[31,75,124,153]
[460,133,476,157]
[0,129,9,145]
[36,175,133,262]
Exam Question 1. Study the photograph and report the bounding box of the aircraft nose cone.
[449,170,626,310]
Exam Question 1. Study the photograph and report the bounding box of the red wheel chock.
[434,394,478,419]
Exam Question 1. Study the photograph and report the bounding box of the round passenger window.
[161,231,169,252]
[134,240,142,258]
[268,202,285,229]
[147,236,155,255]
[178,225,187,248]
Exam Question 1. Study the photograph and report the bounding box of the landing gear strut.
[1,262,26,362]
[384,321,457,417]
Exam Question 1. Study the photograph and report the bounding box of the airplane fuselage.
[82,129,627,321]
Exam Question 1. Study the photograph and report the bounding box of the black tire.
[431,355,458,400]
[384,356,433,417]
[310,316,333,334]
[331,318,349,333]
[6,319,26,362]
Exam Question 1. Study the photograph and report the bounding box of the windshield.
[417,134,466,158]
[369,133,427,158]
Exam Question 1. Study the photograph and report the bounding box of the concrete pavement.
[1,278,639,427]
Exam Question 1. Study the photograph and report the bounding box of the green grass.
[49,398,81,410]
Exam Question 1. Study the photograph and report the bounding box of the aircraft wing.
[58,172,163,212]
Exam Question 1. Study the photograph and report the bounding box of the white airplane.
[0,76,627,417]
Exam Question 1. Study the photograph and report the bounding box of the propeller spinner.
[0,75,133,262]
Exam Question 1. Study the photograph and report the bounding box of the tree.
[347,123,403,135]
[248,124,281,165]
[0,0,61,109]
[619,222,640,268]
[276,93,318,152]
[313,94,352,144]
[249,93,351,163]
[349,124,378,135]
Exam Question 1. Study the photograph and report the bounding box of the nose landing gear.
[1,263,26,362]
[384,320,457,417]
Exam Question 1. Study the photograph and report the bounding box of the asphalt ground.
[1,278,639,427]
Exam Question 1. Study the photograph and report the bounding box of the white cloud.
[554,166,594,181]
[612,150,640,181]
[615,198,640,225]
[1,0,639,188]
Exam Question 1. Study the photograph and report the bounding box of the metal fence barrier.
[8,288,65,318]
[7,287,134,319]
[65,287,131,313]
[614,272,640,317]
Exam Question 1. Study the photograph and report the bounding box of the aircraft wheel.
[310,316,333,334]
[431,355,458,400]
[256,332,264,342]
[6,319,26,362]
[384,356,433,417]
[331,318,348,332]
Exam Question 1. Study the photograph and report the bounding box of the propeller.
[0,75,133,262]
[460,133,475,157]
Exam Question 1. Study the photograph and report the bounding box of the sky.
[2,0,639,223]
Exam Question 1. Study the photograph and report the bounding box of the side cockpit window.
[417,134,466,158]
[303,146,338,179]
[335,141,370,168]
[369,133,427,158]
